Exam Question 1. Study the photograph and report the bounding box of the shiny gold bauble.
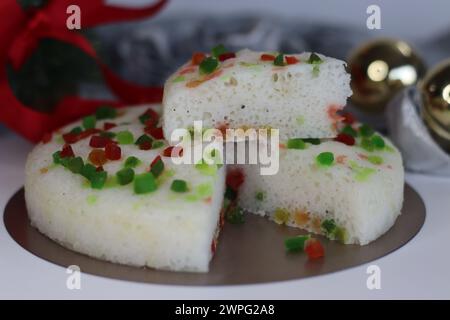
[420,59,450,153]
[348,38,426,113]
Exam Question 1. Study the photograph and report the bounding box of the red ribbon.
[0,0,167,142]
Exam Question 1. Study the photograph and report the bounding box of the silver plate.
[3,185,425,285]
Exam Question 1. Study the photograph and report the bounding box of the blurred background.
[1,0,450,174]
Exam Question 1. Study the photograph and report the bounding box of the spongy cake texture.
[162,49,352,141]
[25,105,225,272]
[236,131,404,245]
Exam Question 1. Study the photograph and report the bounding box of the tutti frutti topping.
[284,234,325,260]
[278,114,394,181]
[46,107,211,199]
[176,47,319,88]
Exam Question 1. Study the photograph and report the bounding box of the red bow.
[0,0,167,142]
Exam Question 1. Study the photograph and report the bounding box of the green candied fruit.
[67,156,84,174]
[134,134,152,145]
[90,171,107,189]
[124,156,141,168]
[316,152,335,166]
[341,125,358,137]
[211,44,227,58]
[355,167,376,182]
[335,227,348,243]
[360,138,375,152]
[371,135,385,149]
[70,126,83,135]
[308,53,323,76]
[100,131,116,139]
[225,206,245,225]
[196,183,213,198]
[139,113,150,125]
[255,191,266,201]
[368,155,384,165]
[195,161,218,176]
[287,138,306,150]
[172,75,185,83]
[170,179,188,193]
[359,124,374,137]
[285,235,310,252]
[312,64,320,76]
[349,161,376,182]
[224,186,237,201]
[52,151,62,164]
[152,140,165,149]
[150,158,164,178]
[307,52,323,64]
[303,138,321,145]
[274,53,285,66]
[95,106,117,120]
[82,115,96,130]
[81,163,96,180]
[59,156,72,168]
[199,57,219,75]
[134,173,157,194]
[116,167,135,186]
[116,130,134,145]
[321,219,337,236]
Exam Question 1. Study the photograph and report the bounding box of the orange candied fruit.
[191,52,206,65]
[88,149,107,166]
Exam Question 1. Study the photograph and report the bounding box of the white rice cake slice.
[25,105,225,272]
[236,129,404,245]
[162,49,352,140]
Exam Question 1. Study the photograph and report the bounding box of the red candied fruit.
[260,54,275,61]
[105,142,121,160]
[60,145,74,158]
[191,52,206,65]
[334,133,355,146]
[145,127,164,140]
[226,168,244,192]
[89,135,111,148]
[304,238,324,260]
[141,108,159,128]
[77,128,101,141]
[285,56,299,65]
[96,166,104,172]
[139,141,153,150]
[88,149,107,166]
[162,146,183,157]
[62,132,78,144]
[103,122,117,131]
[342,112,356,125]
[218,52,236,62]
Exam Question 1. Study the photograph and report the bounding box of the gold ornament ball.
[348,38,426,113]
[420,59,450,153]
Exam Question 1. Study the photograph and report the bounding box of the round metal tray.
[4,184,425,285]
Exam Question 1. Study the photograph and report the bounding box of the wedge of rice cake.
[235,123,404,245]
[25,105,225,272]
[162,49,352,140]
